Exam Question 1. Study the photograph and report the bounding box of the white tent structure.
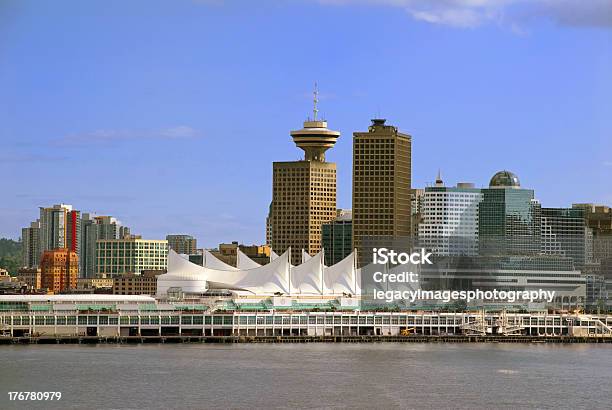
[324,252,358,295]
[158,249,290,296]
[203,249,238,271]
[270,250,279,261]
[157,248,358,297]
[301,249,312,263]
[236,249,262,270]
[291,251,324,295]
[156,252,211,295]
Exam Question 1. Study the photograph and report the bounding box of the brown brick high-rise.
[41,249,78,293]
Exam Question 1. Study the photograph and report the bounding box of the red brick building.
[41,249,78,293]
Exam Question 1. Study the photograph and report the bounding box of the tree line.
[0,238,22,275]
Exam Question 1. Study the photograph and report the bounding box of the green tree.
[0,238,22,275]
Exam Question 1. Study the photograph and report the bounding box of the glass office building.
[322,210,352,266]
[541,207,591,270]
[479,171,542,256]
[96,238,168,278]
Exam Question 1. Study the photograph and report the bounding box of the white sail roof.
[387,262,421,292]
[203,249,238,271]
[159,248,362,297]
[291,251,324,295]
[159,248,290,296]
[270,249,279,260]
[223,251,290,295]
[323,252,357,295]
[355,269,363,296]
[156,251,209,296]
[301,249,312,263]
[236,249,261,270]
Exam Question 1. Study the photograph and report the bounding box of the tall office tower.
[266,202,273,247]
[22,220,41,268]
[96,215,130,239]
[39,204,80,253]
[166,234,197,255]
[322,209,353,266]
[80,214,131,278]
[271,89,339,265]
[541,207,591,270]
[66,209,81,255]
[40,249,78,293]
[80,215,98,278]
[352,119,412,266]
[479,171,542,256]
[96,236,168,278]
[418,175,483,256]
[410,188,424,241]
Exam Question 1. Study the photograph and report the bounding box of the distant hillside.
[0,238,22,275]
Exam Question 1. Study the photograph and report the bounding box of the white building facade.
[418,182,483,256]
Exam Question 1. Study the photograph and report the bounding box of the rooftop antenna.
[313,82,319,121]
[435,169,444,187]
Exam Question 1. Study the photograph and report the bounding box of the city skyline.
[2,3,612,408]
[2,0,611,247]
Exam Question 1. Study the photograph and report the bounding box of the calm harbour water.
[0,343,611,409]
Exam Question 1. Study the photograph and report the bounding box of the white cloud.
[0,153,68,163]
[156,125,200,139]
[315,0,612,29]
[57,125,201,145]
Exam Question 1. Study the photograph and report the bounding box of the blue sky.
[1,0,611,247]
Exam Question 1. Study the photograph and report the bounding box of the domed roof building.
[489,170,520,188]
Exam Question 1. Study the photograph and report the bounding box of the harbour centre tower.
[270,88,339,265]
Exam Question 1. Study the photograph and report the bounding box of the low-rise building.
[112,270,164,295]
[17,268,41,290]
[76,278,114,291]
[211,242,271,267]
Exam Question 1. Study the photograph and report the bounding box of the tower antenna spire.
[313,82,319,121]
[435,168,444,187]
